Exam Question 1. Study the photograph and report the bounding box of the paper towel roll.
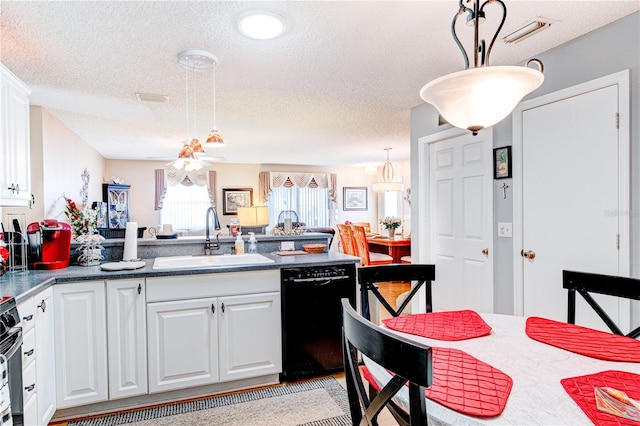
[123,222,138,261]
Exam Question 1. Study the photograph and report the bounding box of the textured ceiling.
[1,1,639,166]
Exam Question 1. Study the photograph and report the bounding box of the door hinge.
[615,113,620,129]
[616,234,620,250]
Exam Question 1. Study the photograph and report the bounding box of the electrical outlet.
[498,222,512,238]
[280,241,295,251]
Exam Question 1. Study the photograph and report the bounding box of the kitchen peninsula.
[0,231,358,423]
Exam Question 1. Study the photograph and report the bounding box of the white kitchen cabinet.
[106,279,147,399]
[218,292,281,382]
[54,281,108,408]
[146,270,281,393]
[147,297,219,393]
[17,287,56,425]
[0,63,31,206]
[34,287,56,425]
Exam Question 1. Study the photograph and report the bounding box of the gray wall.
[410,12,640,314]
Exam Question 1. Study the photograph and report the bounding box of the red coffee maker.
[26,219,72,270]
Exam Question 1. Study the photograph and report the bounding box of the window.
[161,184,211,232]
[267,186,330,228]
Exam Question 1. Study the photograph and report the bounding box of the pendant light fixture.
[205,52,224,147]
[171,49,220,170]
[372,148,405,193]
[420,0,544,135]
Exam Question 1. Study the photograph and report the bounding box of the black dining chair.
[563,270,640,338]
[342,299,432,425]
[358,264,436,322]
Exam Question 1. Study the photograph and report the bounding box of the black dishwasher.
[280,264,356,381]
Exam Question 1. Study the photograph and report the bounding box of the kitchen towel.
[525,317,640,362]
[383,310,492,341]
[122,222,138,261]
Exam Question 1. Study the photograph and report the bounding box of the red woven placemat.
[526,317,640,362]
[561,370,640,426]
[362,347,512,418]
[382,310,492,341]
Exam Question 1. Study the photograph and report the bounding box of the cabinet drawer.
[146,270,279,302]
[18,297,35,333]
[21,327,35,369]
[22,360,36,406]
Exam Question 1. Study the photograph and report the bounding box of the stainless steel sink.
[152,253,275,270]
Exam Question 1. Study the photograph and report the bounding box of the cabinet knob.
[25,384,35,392]
[138,283,142,295]
[24,349,34,357]
[211,304,215,314]
[37,300,46,312]
[221,303,225,313]
[22,315,33,322]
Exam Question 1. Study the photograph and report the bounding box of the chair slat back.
[337,224,356,256]
[563,270,640,338]
[351,224,373,266]
[342,299,432,425]
[358,264,435,321]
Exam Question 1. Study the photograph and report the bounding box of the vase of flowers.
[64,196,104,266]
[380,216,401,239]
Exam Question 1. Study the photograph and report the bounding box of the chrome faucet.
[204,206,221,255]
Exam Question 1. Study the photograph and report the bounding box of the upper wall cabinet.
[0,63,32,206]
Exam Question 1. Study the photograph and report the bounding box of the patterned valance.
[155,169,217,210]
[258,171,337,204]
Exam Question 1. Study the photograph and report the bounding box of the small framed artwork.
[493,146,512,179]
[343,187,368,211]
[222,188,253,215]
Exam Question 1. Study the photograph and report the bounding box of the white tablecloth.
[364,313,640,425]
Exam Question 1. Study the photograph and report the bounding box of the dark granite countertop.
[0,252,360,304]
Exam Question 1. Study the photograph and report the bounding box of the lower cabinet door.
[22,387,38,426]
[35,287,56,425]
[54,281,108,408]
[218,292,282,382]
[107,279,148,399]
[147,297,219,393]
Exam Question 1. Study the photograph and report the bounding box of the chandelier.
[170,49,224,171]
[372,148,405,193]
[420,0,544,135]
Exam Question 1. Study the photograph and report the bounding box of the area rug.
[66,377,351,426]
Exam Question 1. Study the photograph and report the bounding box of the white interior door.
[428,129,494,313]
[515,71,631,332]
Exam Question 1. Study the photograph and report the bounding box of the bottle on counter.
[248,232,257,253]
[235,232,245,254]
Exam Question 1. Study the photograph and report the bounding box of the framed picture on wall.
[343,187,368,211]
[493,146,512,179]
[222,188,253,215]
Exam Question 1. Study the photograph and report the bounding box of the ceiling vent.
[135,93,169,103]
[503,18,552,44]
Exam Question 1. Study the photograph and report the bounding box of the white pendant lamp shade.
[420,66,544,134]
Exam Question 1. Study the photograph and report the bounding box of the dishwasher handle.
[288,276,348,286]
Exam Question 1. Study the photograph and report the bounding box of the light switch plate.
[280,241,295,251]
[498,222,512,238]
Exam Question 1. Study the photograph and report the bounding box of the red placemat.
[526,317,640,363]
[382,310,492,341]
[362,347,512,418]
[561,370,640,425]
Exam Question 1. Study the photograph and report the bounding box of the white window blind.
[161,184,211,231]
[267,186,330,228]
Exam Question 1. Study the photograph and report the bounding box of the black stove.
[0,296,22,425]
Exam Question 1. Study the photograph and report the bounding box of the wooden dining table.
[366,235,411,263]
[364,313,640,425]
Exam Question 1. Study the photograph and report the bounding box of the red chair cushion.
[383,310,492,341]
[526,317,640,362]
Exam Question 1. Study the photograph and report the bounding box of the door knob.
[521,250,536,260]
[482,248,489,256]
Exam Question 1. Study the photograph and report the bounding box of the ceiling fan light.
[205,129,225,146]
[420,66,544,133]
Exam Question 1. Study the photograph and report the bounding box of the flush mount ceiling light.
[372,148,405,193]
[420,0,544,135]
[238,11,286,40]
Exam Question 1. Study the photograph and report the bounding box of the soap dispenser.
[248,232,257,254]
[235,232,245,254]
